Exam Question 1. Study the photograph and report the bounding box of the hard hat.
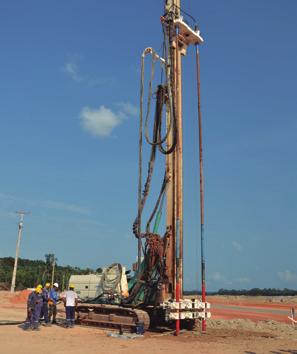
[53,282,59,288]
[45,282,51,287]
[37,284,42,289]
[69,284,75,289]
[35,287,42,293]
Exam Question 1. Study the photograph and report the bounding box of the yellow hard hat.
[35,287,42,293]
[37,284,42,289]
[69,284,75,289]
[45,282,51,287]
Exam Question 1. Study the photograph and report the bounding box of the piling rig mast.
[76,1,210,334]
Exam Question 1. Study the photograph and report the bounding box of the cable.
[131,12,180,306]
[145,174,168,233]
[0,320,24,326]
[164,4,198,26]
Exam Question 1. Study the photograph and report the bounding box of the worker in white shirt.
[62,284,78,328]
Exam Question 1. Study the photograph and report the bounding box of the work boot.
[32,325,40,331]
[23,322,31,331]
[65,320,71,328]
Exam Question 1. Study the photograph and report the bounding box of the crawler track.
[76,303,150,332]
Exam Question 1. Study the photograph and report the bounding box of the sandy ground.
[209,295,297,324]
[0,291,297,354]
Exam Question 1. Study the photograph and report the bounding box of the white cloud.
[80,102,137,138]
[232,240,243,252]
[116,102,138,118]
[64,62,83,82]
[80,105,123,138]
[277,270,297,284]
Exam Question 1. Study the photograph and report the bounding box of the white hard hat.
[53,282,59,288]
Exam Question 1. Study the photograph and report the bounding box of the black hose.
[0,320,24,325]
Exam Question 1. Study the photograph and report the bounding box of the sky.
[0,0,296,291]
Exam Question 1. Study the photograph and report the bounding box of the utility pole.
[11,211,30,293]
[51,256,56,287]
[62,272,65,291]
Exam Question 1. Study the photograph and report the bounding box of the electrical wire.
[165,3,198,26]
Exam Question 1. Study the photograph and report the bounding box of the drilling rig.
[76,0,210,334]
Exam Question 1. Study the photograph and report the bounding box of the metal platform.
[174,18,204,45]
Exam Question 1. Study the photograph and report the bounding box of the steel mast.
[163,0,205,334]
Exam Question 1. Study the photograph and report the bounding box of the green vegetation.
[184,288,297,296]
[2,255,296,297]
[216,288,297,296]
[0,255,94,290]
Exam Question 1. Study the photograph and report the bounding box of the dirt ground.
[209,295,297,324]
[0,291,297,354]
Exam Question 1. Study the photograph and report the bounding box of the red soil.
[9,290,31,305]
[210,297,295,310]
[212,308,291,324]
[210,297,296,324]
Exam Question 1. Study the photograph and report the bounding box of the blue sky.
[0,1,296,291]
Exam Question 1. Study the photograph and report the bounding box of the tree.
[0,257,95,290]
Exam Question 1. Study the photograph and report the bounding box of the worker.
[49,282,59,324]
[62,284,78,328]
[24,285,43,330]
[41,282,51,326]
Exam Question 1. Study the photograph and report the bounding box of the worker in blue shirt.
[24,285,43,330]
[49,282,59,324]
[41,282,51,325]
